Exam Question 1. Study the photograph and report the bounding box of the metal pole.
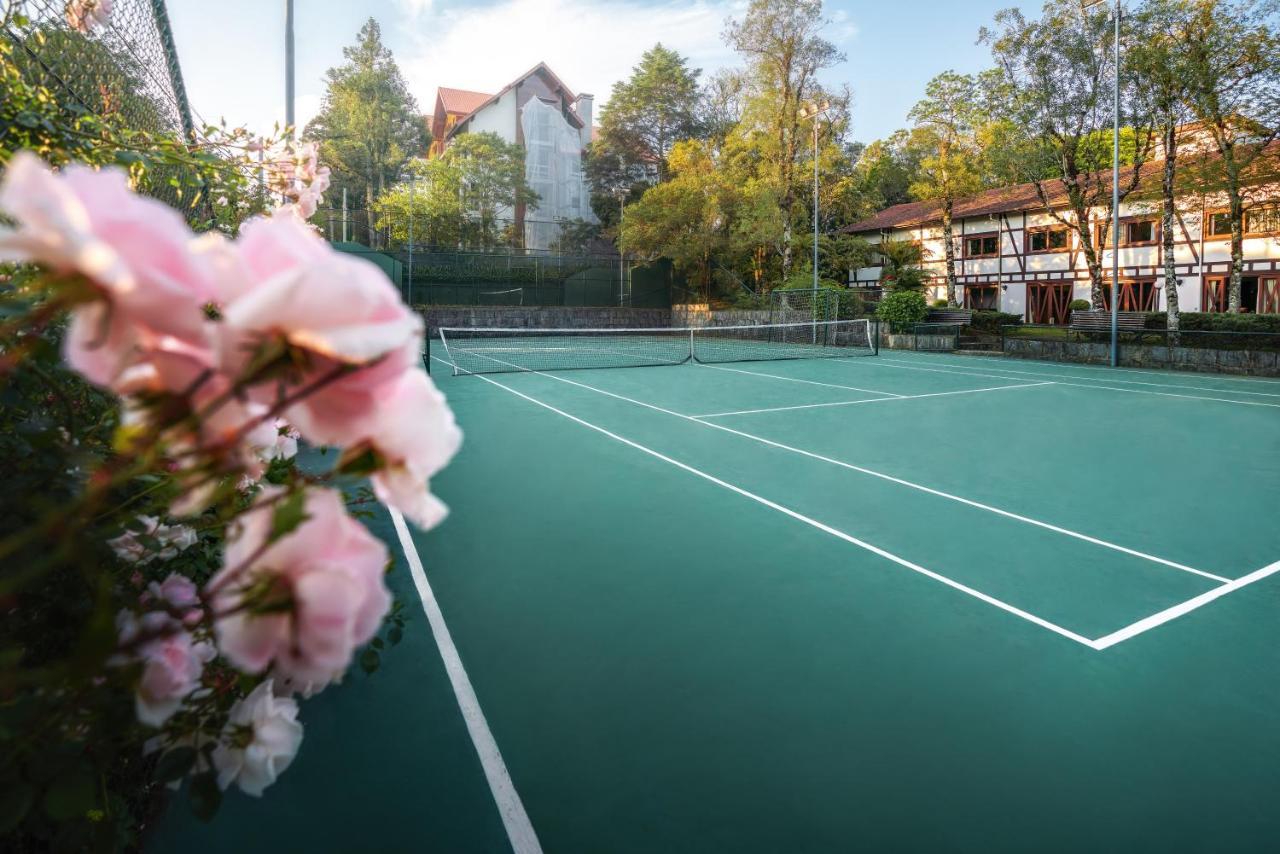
[408,175,415,305]
[284,0,295,134]
[342,187,348,243]
[619,195,625,307]
[813,116,820,293]
[1110,0,1121,367]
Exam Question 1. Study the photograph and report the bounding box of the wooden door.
[1202,277,1228,312]
[1259,277,1280,315]
[1028,283,1072,324]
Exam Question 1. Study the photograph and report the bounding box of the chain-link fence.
[322,208,609,255]
[3,0,202,211]
[389,248,680,309]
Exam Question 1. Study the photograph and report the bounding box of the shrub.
[877,290,929,334]
[933,298,949,307]
[1069,299,1092,311]
[837,290,868,319]
[968,311,1024,334]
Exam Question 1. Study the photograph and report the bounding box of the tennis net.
[436,319,879,375]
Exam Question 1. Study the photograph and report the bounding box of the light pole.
[798,100,832,295]
[613,186,628,307]
[407,170,416,305]
[284,0,295,135]
[1084,0,1121,367]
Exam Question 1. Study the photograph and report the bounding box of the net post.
[688,327,695,363]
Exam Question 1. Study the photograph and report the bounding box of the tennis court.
[416,326,1280,852]
[155,327,1280,852]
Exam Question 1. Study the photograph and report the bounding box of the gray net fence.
[389,249,682,309]
[2,0,203,211]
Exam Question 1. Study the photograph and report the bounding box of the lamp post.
[798,100,832,295]
[284,0,295,135]
[1084,0,1121,367]
[613,186,628,306]
[799,100,831,344]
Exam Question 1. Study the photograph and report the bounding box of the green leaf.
[335,444,382,477]
[268,491,309,545]
[188,771,222,822]
[360,648,380,675]
[0,782,34,833]
[154,747,198,784]
[42,766,95,821]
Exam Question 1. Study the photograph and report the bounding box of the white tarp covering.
[521,97,595,250]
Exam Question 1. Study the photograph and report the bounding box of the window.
[965,234,999,258]
[1206,210,1233,238]
[1027,226,1069,253]
[965,285,999,310]
[1246,204,1280,235]
[1123,219,1156,245]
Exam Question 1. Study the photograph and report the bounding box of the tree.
[599,44,701,182]
[372,133,539,250]
[724,0,845,279]
[981,0,1156,308]
[620,140,733,299]
[304,18,428,237]
[1180,0,1280,311]
[444,132,538,248]
[830,131,922,223]
[907,72,985,306]
[1129,0,1199,332]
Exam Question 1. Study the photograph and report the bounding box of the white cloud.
[398,0,745,112]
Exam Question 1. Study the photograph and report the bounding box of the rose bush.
[0,146,460,847]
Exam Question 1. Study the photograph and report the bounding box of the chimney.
[575,93,593,148]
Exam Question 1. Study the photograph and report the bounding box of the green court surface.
[153,349,1280,853]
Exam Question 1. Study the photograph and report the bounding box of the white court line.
[694,381,1054,419]
[855,357,1280,409]
[699,363,905,397]
[885,354,1280,398]
[467,369,1098,649]
[943,350,1280,387]
[436,355,1280,649]
[390,509,543,854]
[1092,559,1280,650]
[437,354,1226,584]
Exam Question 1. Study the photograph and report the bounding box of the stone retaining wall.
[1002,338,1280,376]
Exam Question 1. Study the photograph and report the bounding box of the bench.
[1069,310,1148,331]
[926,309,973,324]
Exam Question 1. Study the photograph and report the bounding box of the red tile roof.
[436,87,491,115]
[843,139,1280,234]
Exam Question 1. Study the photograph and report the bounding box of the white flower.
[212,680,303,797]
[264,419,300,462]
[108,516,199,564]
[65,0,112,34]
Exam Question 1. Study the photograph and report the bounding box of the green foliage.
[1069,299,1092,311]
[304,19,428,214]
[877,290,929,333]
[588,43,702,223]
[373,135,538,250]
[967,311,1024,333]
[934,298,949,307]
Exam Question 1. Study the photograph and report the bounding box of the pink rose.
[349,371,462,530]
[0,153,215,386]
[209,488,391,687]
[135,629,215,727]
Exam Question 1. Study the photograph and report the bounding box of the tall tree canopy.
[587,44,702,227]
[724,0,845,278]
[907,71,985,306]
[1179,0,1280,311]
[981,0,1156,307]
[304,19,428,220]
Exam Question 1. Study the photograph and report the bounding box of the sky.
[167,0,1030,146]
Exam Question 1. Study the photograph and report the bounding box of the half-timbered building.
[843,142,1280,323]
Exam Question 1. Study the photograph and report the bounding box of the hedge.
[1139,312,1280,333]
[968,311,1024,334]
